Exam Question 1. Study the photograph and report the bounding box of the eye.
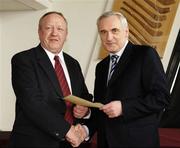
[45,26,52,30]
[57,27,64,31]
[112,28,120,34]
[100,30,107,35]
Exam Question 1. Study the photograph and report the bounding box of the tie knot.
[54,55,60,61]
[111,55,119,63]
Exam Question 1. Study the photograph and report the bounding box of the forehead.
[40,13,67,26]
[98,15,121,30]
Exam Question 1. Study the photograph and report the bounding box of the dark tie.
[54,55,73,124]
[108,55,119,81]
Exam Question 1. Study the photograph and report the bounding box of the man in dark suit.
[9,11,92,148]
[83,11,170,147]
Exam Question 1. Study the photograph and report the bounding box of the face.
[38,13,67,54]
[98,15,129,53]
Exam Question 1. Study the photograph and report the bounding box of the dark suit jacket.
[9,44,92,147]
[87,42,170,148]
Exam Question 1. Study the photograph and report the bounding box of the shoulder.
[96,56,109,71]
[132,44,163,69]
[63,52,78,62]
[11,46,40,64]
[97,55,109,64]
[12,47,35,60]
[131,44,160,60]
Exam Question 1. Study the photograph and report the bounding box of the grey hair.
[97,11,128,29]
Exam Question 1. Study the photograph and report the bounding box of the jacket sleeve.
[122,47,171,121]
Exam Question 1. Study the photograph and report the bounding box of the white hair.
[97,11,128,29]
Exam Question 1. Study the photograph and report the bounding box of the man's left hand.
[73,105,89,119]
[100,101,122,118]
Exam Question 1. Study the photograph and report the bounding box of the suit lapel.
[96,57,110,88]
[35,45,62,96]
[63,53,73,91]
[108,42,134,85]
[63,53,77,94]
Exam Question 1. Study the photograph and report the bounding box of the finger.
[74,107,84,114]
[73,108,82,118]
[101,103,112,110]
[75,124,81,130]
[73,112,83,118]
[75,105,83,110]
[102,106,111,113]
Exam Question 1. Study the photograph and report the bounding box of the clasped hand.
[65,124,87,147]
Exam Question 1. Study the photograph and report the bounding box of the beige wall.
[0,10,49,130]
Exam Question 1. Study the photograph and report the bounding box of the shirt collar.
[42,46,65,64]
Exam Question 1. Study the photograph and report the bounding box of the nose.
[51,27,58,35]
[106,32,113,41]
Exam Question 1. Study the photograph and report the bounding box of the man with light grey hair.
[82,11,170,148]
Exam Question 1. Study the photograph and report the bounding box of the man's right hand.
[65,125,83,147]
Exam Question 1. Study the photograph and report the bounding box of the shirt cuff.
[83,109,91,119]
[82,125,90,141]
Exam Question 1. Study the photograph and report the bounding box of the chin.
[49,48,60,54]
[107,49,116,53]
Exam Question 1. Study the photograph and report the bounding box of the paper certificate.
[64,95,103,108]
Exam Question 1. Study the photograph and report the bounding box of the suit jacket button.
[55,132,59,137]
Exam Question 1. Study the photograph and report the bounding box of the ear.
[125,28,129,38]
[38,28,41,36]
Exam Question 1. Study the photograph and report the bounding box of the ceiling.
[0,0,51,11]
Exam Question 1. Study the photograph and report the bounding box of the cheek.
[39,33,45,40]
[117,40,123,47]
[62,34,67,41]
[100,36,106,43]
[41,30,51,37]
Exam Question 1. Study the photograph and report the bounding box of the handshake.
[65,124,88,147]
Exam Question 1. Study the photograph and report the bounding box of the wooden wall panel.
[99,0,179,59]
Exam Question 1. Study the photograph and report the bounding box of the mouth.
[49,39,59,42]
[106,42,114,46]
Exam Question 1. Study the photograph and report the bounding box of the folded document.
[64,95,103,108]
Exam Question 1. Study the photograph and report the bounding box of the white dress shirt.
[43,47,72,93]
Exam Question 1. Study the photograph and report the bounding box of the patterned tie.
[54,55,73,124]
[108,55,119,81]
